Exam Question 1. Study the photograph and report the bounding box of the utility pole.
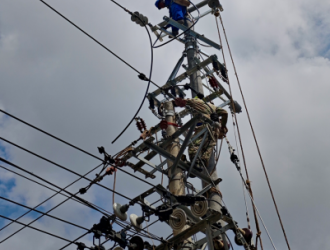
[164,101,191,239]
[185,18,224,233]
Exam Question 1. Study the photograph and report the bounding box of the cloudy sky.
[1,0,330,249]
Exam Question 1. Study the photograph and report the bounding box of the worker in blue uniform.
[155,0,189,36]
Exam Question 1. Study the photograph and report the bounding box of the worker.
[155,0,190,36]
[173,97,228,174]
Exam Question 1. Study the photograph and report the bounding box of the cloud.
[0,0,329,249]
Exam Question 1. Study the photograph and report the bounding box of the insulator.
[131,12,148,27]
[212,61,220,71]
[219,63,228,81]
[209,76,218,90]
[113,203,129,221]
[169,208,187,231]
[97,146,105,155]
[136,120,144,133]
[190,200,208,217]
[159,120,168,130]
[140,118,147,131]
[130,214,144,232]
[149,98,155,109]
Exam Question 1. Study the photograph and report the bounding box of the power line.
[0,163,102,233]
[0,196,89,231]
[0,137,133,201]
[106,1,154,144]
[0,135,162,195]
[0,109,101,161]
[39,0,156,144]
[58,231,91,250]
[0,214,92,249]
[0,158,117,243]
[0,158,162,244]
[217,12,291,249]
[40,0,139,74]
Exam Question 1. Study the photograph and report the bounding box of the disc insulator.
[169,208,187,231]
[191,200,208,217]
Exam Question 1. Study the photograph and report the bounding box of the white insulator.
[191,200,208,218]
[130,214,143,232]
[113,203,128,221]
[169,208,187,231]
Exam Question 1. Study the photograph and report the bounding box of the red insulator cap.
[159,120,168,130]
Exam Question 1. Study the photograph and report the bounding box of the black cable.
[39,0,154,145]
[0,136,162,204]
[115,220,162,241]
[0,196,90,231]
[0,157,158,244]
[0,215,92,249]
[0,158,117,243]
[153,0,200,49]
[0,137,133,201]
[110,6,154,144]
[58,231,91,250]
[40,0,139,74]
[0,164,72,198]
[0,190,79,244]
[0,108,101,161]
[0,163,102,233]
[0,165,119,234]
[128,219,160,240]
[0,164,107,215]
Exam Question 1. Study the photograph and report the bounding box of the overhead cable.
[0,163,102,233]
[0,157,116,243]
[214,15,264,250]
[0,196,89,231]
[218,12,291,250]
[0,214,91,249]
[0,137,133,201]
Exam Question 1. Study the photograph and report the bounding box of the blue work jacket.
[155,0,187,21]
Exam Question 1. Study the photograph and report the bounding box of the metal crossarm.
[151,56,217,97]
[155,212,222,250]
[144,140,213,184]
[170,119,198,174]
[131,115,201,171]
[194,57,232,99]
[163,17,221,50]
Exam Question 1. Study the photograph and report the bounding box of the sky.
[0,0,330,249]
